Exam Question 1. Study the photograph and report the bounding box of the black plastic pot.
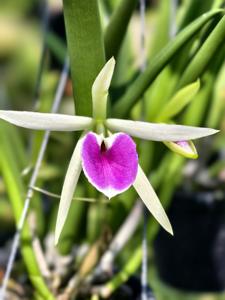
[154,190,225,292]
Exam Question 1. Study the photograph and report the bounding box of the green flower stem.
[0,123,55,300]
[63,0,105,116]
[57,186,87,255]
[100,183,174,299]
[100,247,142,298]
[104,0,138,59]
[177,15,225,89]
[29,74,55,236]
[112,9,223,118]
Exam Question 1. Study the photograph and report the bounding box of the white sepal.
[133,165,173,235]
[0,111,92,131]
[55,138,83,245]
[106,118,219,141]
[92,57,115,120]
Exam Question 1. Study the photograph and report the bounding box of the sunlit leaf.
[157,79,200,121]
[178,14,225,89]
[112,9,223,117]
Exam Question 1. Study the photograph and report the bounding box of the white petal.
[55,138,83,245]
[0,111,92,131]
[92,57,115,119]
[106,118,219,141]
[133,165,173,235]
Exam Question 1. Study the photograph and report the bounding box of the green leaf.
[207,52,225,128]
[149,0,171,58]
[178,0,213,29]
[63,0,105,116]
[177,15,225,89]
[182,44,225,126]
[157,79,200,121]
[0,123,55,300]
[112,9,223,118]
[212,0,225,9]
[104,0,138,59]
[46,31,66,65]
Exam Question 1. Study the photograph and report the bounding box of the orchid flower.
[0,58,218,245]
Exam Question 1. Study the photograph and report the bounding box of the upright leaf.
[157,79,200,121]
[63,0,105,116]
[178,15,225,89]
[112,10,223,118]
[104,0,138,59]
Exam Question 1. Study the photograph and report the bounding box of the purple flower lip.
[81,132,138,198]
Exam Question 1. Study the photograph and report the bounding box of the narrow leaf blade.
[104,0,138,59]
[157,79,200,121]
[111,9,223,117]
[63,0,105,116]
[178,14,225,89]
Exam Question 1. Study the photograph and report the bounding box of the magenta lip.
[81,132,138,198]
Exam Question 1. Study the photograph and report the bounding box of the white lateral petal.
[133,165,173,235]
[55,138,83,245]
[0,111,92,131]
[106,118,219,141]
